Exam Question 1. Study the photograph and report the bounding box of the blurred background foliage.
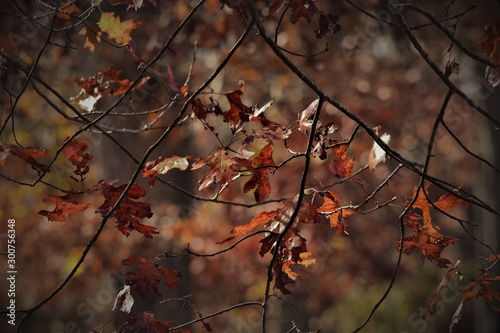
[0,0,499,332]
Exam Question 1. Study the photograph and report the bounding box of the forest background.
[0,0,500,332]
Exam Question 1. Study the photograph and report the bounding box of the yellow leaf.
[99,12,141,45]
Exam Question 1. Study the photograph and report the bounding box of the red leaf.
[243,143,275,202]
[123,256,181,297]
[289,0,341,38]
[38,193,90,222]
[62,138,93,182]
[97,180,157,238]
[0,143,47,174]
[223,81,254,134]
[74,65,150,98]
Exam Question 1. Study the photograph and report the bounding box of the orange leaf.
[329,145,354,178]
[231,209,280,236]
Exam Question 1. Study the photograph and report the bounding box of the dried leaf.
[62,138,93,182]
[329,145,354,178]
[112,285,134,313]
[122,256,181,297]
[97,180,157,238]
[477,19,500,87]
[192,149,255,193]
[0,144,47,174]
[143,156,189,186]
[243,143,274,202]
[98,12,141,45]
[298,99,319,133]
[368,132,390,171]
[39,193,90,222]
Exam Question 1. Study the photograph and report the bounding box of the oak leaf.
[39,193,90,222]
[97,180,157,238]
[142,155,189,186]
[191,148,256,193]
[62,138,93,182]
[243,143,275,202]
[317,191,355,234]
[329,145,354,178]
[289,0,341,38]
[123,256,181,297]
[0,143,47,174]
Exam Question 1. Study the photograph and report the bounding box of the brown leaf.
[39,193,90,222]
[243,143,275,202]
[329,145,354,178]
[123,256,181,297]
[0,144,47,174]
[142,155,189,186]
[223,84,253,134]
[97,180,157,238]
[192,149,255,193]
[477,19,500,87]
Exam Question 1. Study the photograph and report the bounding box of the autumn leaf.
[122,256,181,297]
[396,185,459,267]
[477,19,500,87]
[223,82,254,134]
[271,228,316,294]
[112,285,134,314]
[317,191,355,234]
[329,145,354,178]
[243,117,292,144]
[62,138,93,182]
[79,26,102,52]
[142,155,189,186]
[0,143,47,174]
[288,0,341,38]
[397,211,455,268]
[243,142,275,202]
[191,148,256,193]
[368,132,391,171]
[57,1,81,22]
[421,261,463,319]
[38,193,90,222]
[97,180,157,238]
[298,99,319,133]
[98,11,141,45]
